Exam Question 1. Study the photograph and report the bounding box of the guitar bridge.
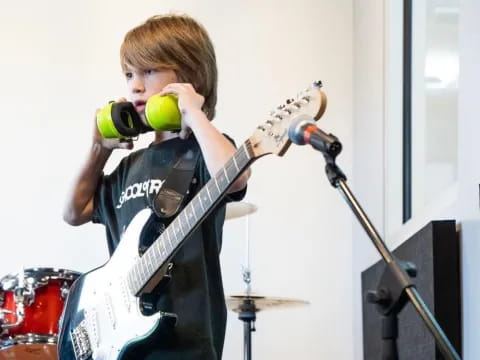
[71,319,93,360]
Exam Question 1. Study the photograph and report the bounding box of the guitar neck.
[127,139,256,296]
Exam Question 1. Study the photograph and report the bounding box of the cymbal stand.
[238,275,256,360]
[239,212,255,360]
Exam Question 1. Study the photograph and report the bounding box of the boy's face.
[124,64,178,115]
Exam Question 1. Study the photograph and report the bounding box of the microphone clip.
[288,114,346,187]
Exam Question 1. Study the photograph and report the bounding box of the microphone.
[288,115,342,157]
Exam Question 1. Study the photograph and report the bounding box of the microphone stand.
[298,122,461,360]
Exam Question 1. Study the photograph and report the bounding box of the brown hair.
[120,14,218,120]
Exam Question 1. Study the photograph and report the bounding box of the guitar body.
[58,209,174,360]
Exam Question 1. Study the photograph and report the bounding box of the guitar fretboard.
[127,140,253,295]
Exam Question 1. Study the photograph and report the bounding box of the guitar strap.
[139,137,200,255]
[153,136,200,219]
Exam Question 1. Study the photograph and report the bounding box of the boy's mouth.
[134,100,146,112]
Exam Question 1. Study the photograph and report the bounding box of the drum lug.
[61,281,71,300]
[0,302,25,330]
[14,286,35,307]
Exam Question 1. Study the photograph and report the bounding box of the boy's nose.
[131,79,145,93]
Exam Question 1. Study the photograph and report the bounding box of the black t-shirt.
[92,136,245,359]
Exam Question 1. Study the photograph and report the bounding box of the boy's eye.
[125,72,133,79]
[145,69,155,75]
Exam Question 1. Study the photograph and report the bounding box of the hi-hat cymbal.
[225,202,257,220]
[226,294,309,313]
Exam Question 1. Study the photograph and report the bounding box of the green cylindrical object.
[145,94,182,131]
[96,102,125,139]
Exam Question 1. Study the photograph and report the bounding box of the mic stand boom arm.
[309,122,461,360]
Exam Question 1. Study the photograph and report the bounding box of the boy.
[63,14,250,359]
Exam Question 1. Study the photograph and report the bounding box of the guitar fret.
[144,258,150,282]
[144,253,151,276]
[129,273,136,294]
[129,274,135,294]
[235,145,250,167]
[199,193,207,211]
[223,167,230,182]
[166,230,173,249]
[178,217,185,237]
[226,161,238,183]
[153,240,160,260]
[161,241,167,258]
[173,222,181,239]
[148,252,155,277]
[184,211,191,230]
[192,201,199,220]
[206,186,212,203]
[145,257,152,279]
[232,155,240,172]
[242,142,253,161]
[189,204,197,223]
[209,181,220,198]
[214,176,221,193]
[134,264,141,291]
[139,258,147,282]
[169,227,176,247]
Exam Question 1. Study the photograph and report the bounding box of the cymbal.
[226,294,309,313]
[225,202,257,220]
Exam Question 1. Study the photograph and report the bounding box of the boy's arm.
[186,110,251,193]
[63,143,112,226]
[63,102,132,226]
[160,83,251,193]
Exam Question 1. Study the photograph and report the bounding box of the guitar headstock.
[248,81,327,158]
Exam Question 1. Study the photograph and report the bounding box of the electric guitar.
[58,82,327,360]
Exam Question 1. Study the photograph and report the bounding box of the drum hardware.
[226,205,309,360]
[60,281,72,300]
[0,269,34,331]
[227,292,309,360]
[0,302,24,330]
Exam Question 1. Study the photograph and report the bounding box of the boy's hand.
[93,97,133,150]
[159,83,205,139]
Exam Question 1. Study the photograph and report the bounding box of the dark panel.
[361,220,461,359]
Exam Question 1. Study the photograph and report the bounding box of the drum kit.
[0,203,306,360]
[0,268,79,359]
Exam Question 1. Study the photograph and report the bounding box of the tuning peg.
[313,80,323,88]
[286,98,295,104]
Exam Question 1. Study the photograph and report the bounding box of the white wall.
[0,1,354,359]
[352,1,386,358]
